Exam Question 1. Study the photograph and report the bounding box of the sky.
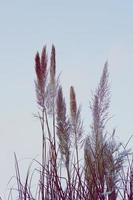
[0,0,133,198]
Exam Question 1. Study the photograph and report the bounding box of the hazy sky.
[0,0,133,198]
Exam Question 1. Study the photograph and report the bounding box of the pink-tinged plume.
[70,86,77,122]
[35,46,47,107]
[50,45,56,83]
[56,86,70,162]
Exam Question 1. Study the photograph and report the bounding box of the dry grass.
[7,46,133,200]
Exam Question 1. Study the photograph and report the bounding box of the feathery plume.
[35,47,47,107]
[41,46,47,81]
[70,86,83,140]
[70,86,77,123]
[84,63,127,199]
[35,52,41,84]
[45,45,57,115]
[70,86,83,173]
[50,45,56,83]
[56,86,70,167]
[84,62,110,197]
[91,61,110,141]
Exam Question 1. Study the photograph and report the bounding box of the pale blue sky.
[0,0,133,198]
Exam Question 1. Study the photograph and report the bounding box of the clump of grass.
[8,45,133,200]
